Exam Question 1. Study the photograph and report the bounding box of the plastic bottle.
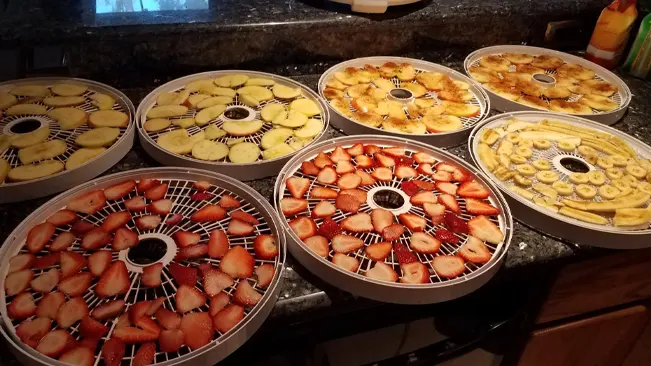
[585,0,638,69]
[623,12,651,78]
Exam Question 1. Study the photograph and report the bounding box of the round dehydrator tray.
[0,167,285,366]
[274,135,512,304]
[464,45,631,125]
[137,71,330,181]
[318,57,490,148]
[469,111,651,249]
[0,77,135,203]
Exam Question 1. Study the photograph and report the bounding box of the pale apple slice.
[157,130,205,154]
[366,88,387,101]
[65,147,106,170]
[200,85,237,97]
[294,118,323,138]
[326,78,347,91]
[47,108,87,130]
[275,110,308,128]
[172,118,195,128]
[262,143,294,160]
[205,124,227,140]
[214,74,250,88]
[245,78,275,86]
[222,120,263,136]
[388,101,406,120]
[186,94,212,108]
[323,88,345,99]
[272,84,301,99]
[289,99,321,117]
[382,117,427,134]
[440,101,480,117]
[51,83,88,97]
[43,96,86,107]
[196,96,233,109]
[143,118,171,132]
[10,85,48,97]
[89,93,115,110]
[396,63,416,81]
[346,84,371,98]
[330,98,352,117]
[18,139,67,164]
[146,105,188,119]
[334,71,359,86]
[89,110,129,128]
[76,127,120,147]
[195,104,227,126]
[402,83,427,97]
[372,78,395,92]
[261,128,293,149]
[422,115,463,133]
[261,103,286,122]
[6,104,47,116]
[156,90,190,106]
[11,127,50,148]
[239,95,260,107]
[415,72,448,91]
[228,142,260,163]
[237,86,273,101]
[8,161,64,181]
[185,80,214,93]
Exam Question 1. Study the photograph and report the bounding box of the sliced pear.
[89,93,115,110]
[245,78,275,87]
[186,94,212,108]
[200,85,237,97]
[222,120,263,136]
[185,80,214,93]
[76,127,120,147]
[65,147,106,170]
[51,83,87,97]
[10,85,48,97]
[289,99,321,117]
[172,118,195,128]
[262,143,294,160]
[214,74,250,88]
[237,86,273,102]
[43,96,86,107]
[195,104,227,126]
[89,110,129,128]
[261,128,293,149]
[143,118,171,132]
[6,104,47,116]
[191,140,229,161]
[0,158,8,183]
[0,92,17,110]
[196,96,233,109]
[294,119,323,139]
[261,103,286,122]
[47,107,88,130]
[8,161,64,181]
[147,105,188,119]
[18,139,67,164]
[275,110,308,128]
[228,142,260,163]
[272,84,301,99]
[157,129,205,154]
[156,90,190,106]
[11,127,50,148]
[239,95,260,107]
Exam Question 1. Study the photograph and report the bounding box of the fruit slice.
[36,330,73,358]
[8,253,35,273]
[31,268,60,293]
[398,213,427,232]
[60,251,87,278]
[409,232,441,254]
[5,269,33,296]
[365,262,399,282]
[255,264,275,288]
[465,198,500,215]
[467,216,504,244]
[26,222,56,253]
[56,297,89,328]
[76,127,120,148]
[191,204,226,222]
[458,236,492,264]
[254,234,278,259]
[175,284,206,313]
[332,253,360,272]
[213,304,245,333]
[67,190,106,215]
[96,261,130,298]
[8,292,36,319]
[219,246,255,278]
[58,272,93,297]
[16,317,51,348]
[432,255,465,278]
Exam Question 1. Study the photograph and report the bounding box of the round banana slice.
[76,127,120,148]
[479,55,511,72]
[625,164,647,179]
[518,139,534,148]
[228,142,261,163]
[502,53,534,64]
[611,155,628,167]
[481,129,500,146]
[606,167,624,180]
[514,146,533,158]
[533,139,552,150]
[531,55,564,70]
[537,170,559,184]
[65,147,106,170]
[542,86,572,99]
[557,140,577,152]
[610,179,631,193]
[549,100,593,114]
[51,83,88,97]
[514,174,533,187]
[622,174,639,188]
[577,145,597,156]
[575,184,597,199]
[552,181,574,196]
[505,133,521,144]
[191,140,229,161]
[509,154,527,164]
[10,127,50,148]
[17,139,67,165]
[272,84,301,99]
[637,182,651,195]
[588,170,606,186]
[569,172,589,184]
[143,118,171,132]
[7,161,64,181]
[516,164,537,176]
[598,184,621,200]
[584,154,598,165]
[532,159,551,170]
[222,120,264,136]
[596,156,614,169]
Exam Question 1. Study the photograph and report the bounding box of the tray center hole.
[373,189,405,210]
[532,73,555,85]
[559,157,590,173]
[128,238,167,265]
[389,88,413,100]
[10,119,41,134]
[224,107,250,120]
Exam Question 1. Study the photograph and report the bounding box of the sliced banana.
[76,127,120,148]
[222,120,263,136]
[577,145,597,156]
[622,174,639,188]
[496,140,514,156]
[274,110,308,128]
[599,184,621,200]
[509,154,527,164]
[272,84,301,99]
[18,139,67,164]
[237,86,272,101]
[262,143,294,160]
[514,174,533,187]
[533,196,560,212]
[157,130,205,155]
[552,181,574,196]
[516,164,536,176]
[518,139,534,148]
[156,90,190,106]
[537,170,559,184]
[11,127,50,148]
[51,83,87,97]
[559,206,608,225]
[568,172,589,184]
[505,133,521,144]
[533,183,558,200]
[196,96,233,109]
[588,170,606,186]
[478,143,499,172]
[8,161,64,182]
[626,164,647,179]
[638,182,651,195]
[294,118,323,139]
[610,179,632,195]
[575,184,597,199]
[47,107,88,130]
[228,142,261,163]
[147,105,188,119]
[509,184,536,199]
[605,167,623,180]
[496,154,511,168]
[532,159,551,170]
[6,104,47,116]
[214,74,249,88]
[191,140,229,161]
[613,208,651,228]
[514,146,533,159]
[533,139,552,150]
[495,168,517,181]
[611,155,628,167]
[65,147,106,170]
[143,118,171,132]
[172,118,195,128]
[289,99,321,117]
[245,78,275,87]
[557,140,577,152]
[595,156,614,169]
[43,96,86,107]
[480,129,500,146]
[195,104,227,126]
[584,154,598,165]
[205,125,226,140]
[89,93,115,110]
[10,85,48,97]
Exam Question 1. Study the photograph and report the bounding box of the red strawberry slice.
[218,194,240,208]
[137,179,160,193]
[439,194,460,214]
[287,177,310,199]
[209,292,230,317]
[432,255,465,278]
[311,200,336,218]
[113,326,159,344]
[365,262,398,282]
[396,155,415,166]
[374,153,395,167]
[340,189,368,203]
[289,216,317,240]
[175,284,206,313]
[129,301,151,323]
[56,297,89,328]
[432,170,453,182]
[459,236,492,264]
[191,192,215,201]
[8,253,35,273]
[393,243,418,264]
[372,167,393,182]
[409,232,441,254]
[435,227,459,244]
[336,160,355,174]
[101,338,125,366]
[124,196,146,212]
[90,299,125,320]
[79,316,109,338]
[36,292,66,319]
[36,330,73,358]
[191,204,226,222]
[355,155,375,168]
[314,152,333,168]
[436,182,458,195]
[466,198,500,216]
[144,183,168,200]
[173,231,200,248]
[331,253,359,272]
[213,304,244,333]
[365,242,392,261]
[410,191,437,206]
[453,168,472,182]
[81,228,111,250]
[219,246,255,278]
[58,272,92,297]
[165,213,183,226]
[468,216,504,244]
[355,170,376,185]
[104,180,136,201]
[16,317,51,348]
[78,337,100,350]
[255,264,275,288]
[346,143,364,156]
[417,163,434,175]
[398,213,427,232]
[176,244,209,261]
[169,263,198,286]
[310,187,338,199]
[337,172,362,190]
[142,263,163,288]
[31,268,60,293]
[400,262,430,284]
[8,293,36,319]
[371,208,393,233]
[436,162,457,172]
[208,229,229,258]
[149,199,173,215]
[159,329,185,352]
[59,346,94,366]
[457,181,490,199]
[330,146,351,162]
[135,215,161,230]
[96,261,130,298]
[227,219,255,236]
[203,268,234,297]
[335,193,362,213]
[423,203,446,223]
[34,253,61,270]
[304,235,329,257]
[156,308,181,330]
[146,298,165,316]
[5,269,33,296]
[47,209,78,227]
[233,280,262,306]
[364,144,381,155]
[49,232,76,252]
[341,213,373,233]
[395,166,417,179]
[301,161,320,176]
[112,227,138,251]
[318,218,341,240]
[194,180,211,191]
[444,212,468,233]
[229,210,259,226]
[254,234,278,259]
[382,224,405,241]
[67,190,106,215]
[26,222,55,253]
[331,234,364,254]
[133,342,156,366]
[414,152,436,164]
[400,181,419,196]
[382,147,405,157]
[317,166,337,185]
[414,179,437,191]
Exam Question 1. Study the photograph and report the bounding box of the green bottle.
[623,12,651,78]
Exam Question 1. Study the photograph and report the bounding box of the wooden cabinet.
[518,305,648,366]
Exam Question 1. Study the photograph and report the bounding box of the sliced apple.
[195,104,227,126]
[11,127,50,148]
[51,83,87,97]
[372,78,395,92]
[222,120,263,136]
[172,118,195,128]
[239,95,260,107]
[272,84,301,99]
[143,118,171,132]
[43,96,86,107]
[10,85,48,97]
[294,119,323,138]
[0,92,17,110]
[200,85,237,97]
[261,103,286,122]
[388,101,406,120]
[89,93,115,110]
[205,124,227,140]
[186,94,212,108]
[440,101,480,117]
[261,128,293,149]
[422,115,463,133]
[262,142,294,160]
[275,110,308,128]
[237,86,273,102]
[6,104,47,116]
[330,98,352,117]
[214,74,249,88]
[47,108,87,130]
[402,83,427,97]
[396,63,416,81]
[289,99,321,117]
[245,78,275,86]
[185,80,214,93]
[88,110,129,128]
[228,142,260,163]
[156,90,190,106]
[146,105,188,119]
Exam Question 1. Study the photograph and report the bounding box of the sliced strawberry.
[203,268,234,297]
[191,204,226,222]
[364,144,381,155]
[436,182,458,196]
[400,262,430,284]
[435,162,456,172]
[354,170,376,186]
[289,216,317,240]
[112,227,138,251]
[398,213,427,232]
[410,232,441,254]
[330,146,351,162]
[173,231,201,248]
[335,193,361,213]
[346,143,364,156]
[468,216,504,244]
[336,160,355,174]
[317,167,337,185]
[191,192,215,201]
[285,177,309,199]
[56,297,89,328]
[219,246,255,278]
[253,234,278,259]
[8,292,36,319]
[113,327,158,344]
[341,213,373,233]
[165,213,183,226]
[81,228,111,250]
[135,215,161,230]
[312,200,336,218]
[230,210,259,225]
[124,196,146,212]
[59,346,94,366]
[175,284,206,313]
[337,172,362,189]
[444,212,468,233]
[26,222,56,253]
[365,262,398,282]
[393,243,418,264]
[453,168,472,182]
[304,235,329,257]
[5,269,33,296]
[414,152,436,164]
[432,255,465,278]
[137,179,160,193]
[47,209,78,227]
[255,264,275,288]
[36,292,66,319]
[96,261,130,298]
[400,181,419,196]
[213,304,244,334]
[410,191,437,206]
[194,180,211,191]
[8,253,35,273]
[176,244,209,261]
[104,180,136,201]
[169,263,198,286]
[129,301,152,323]
[382,147,405,157]
[435,227,459,244]
[370,208,394,233]
[310,187,338,199]
[58,272,92,297]
[144,183,168,200]
[417,163,434,175]
[208,229,229,258]
[17,317,51,348]
[67,190,106,215]
[149,199,173,215]
[355,155,375,168]
[115,313,130,329]
[159,329,185,352]
[141,263,163,288]
[432,170,453,182]
[366,242,392,261]
[331,253,359,272]
[233,281,262,306]
[457,181,490,199]
[318,218,342,240]
[331,234,364,254]
[101,338,125,366]
[341,189,368,203]
[133,317,160,336]
[71,221,96,236]
[156,308,181,330]
[36,330,73,358]
[301,161,320,176]
[439,194,460,214]
[133,342,156,366]
[382,224,405,241]
[34,253,61,270]
[395,166,417,179]
[459,236,492,264]
[50,232,76,252]
[466,198,500,216]
[396,156,415,167]
[218,194,240,208]
[227,219,255,236]
[78,337,100,351]
[147,298,165,316]
[314,152,333,168]
[423,203,445,224]
[374,153,395,167]
[31,268,60,293]
[372,167,393,182]
[90,299,125,320]
[209,292,231,317]
[79,316,109,338]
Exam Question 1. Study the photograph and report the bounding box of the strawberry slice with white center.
[67,190,106,215]
[8,292,36,319]
[36,329,73,358]
[190,204,226,222]
[304,235,329,257]
[58,272,93,297]
[31,268,60,293]
[176,244,208,261]
[16,317,51,348]
[133,342,156,366]
[124,196,146,212]
[432,170,453,182]
[159,329,184,352]
[26,222,55,253]
[336,160,355,174]
[50,232,76,252]
[59,346,95,366]
[365,242,392,261]
[337,172,362,190]
[432,255,466,278]
[414,152,436,164]
[341,189,367,203]
[165,213,183,226]
[395,166,418,179]
[355,155,375,168]
[56,297,89,328]
[414,179,438,191]
[409,232,441,254]
[209,292,230,317]
[468,216,504,244]
[400,262,430,284]
[286,176,310,199]
[330,146,352,162]
[213,304,244,333]
[371,167,393,182]
[135,215,161,230]
[90,299,125,320]
[310,187,338,199]
[175,284,206,313]
[227,219,255,236]
[169,263,198,286]
[453,168,472,182]
[347,143,364,156]
[5,269,33,296]
[317,166,338,185]
[365,262,398,282]
[203,268,234,297]
[436,162,457,172]
[383,147,405,157]
[96,261,130,298]
[466,198,500,216]
[46,209,78,227]
[194,180,211,191]
[219,246,255,278]
[254,234,278,259]
[335,194,362,213]
[438,194,460,214]
[79,316,109,338]
[424,203,446,225]
[137,178,160,193]
[364,144,381,155]
[33,253,60,270]
[398,213,427,232]
[301,161,320,176]
[331,253,359,272]
[458,236,492,264]
[101,338,125,366]
[208,229,229,258]
[112,227,138,251]
[436,181,458,195]
[355,170,376,186]
[331,234,364,253]
[103,180,136,201]
[149,199,173,215]
[341,213,373,233]
[142,263,163,288]
[233,280,263,306]
[36,292,65,319]
[410,191,437,206]
[8,253,35,273]
[311,200,336,218]
[289,216,317,240]
[382,224,404,241]
[156,308,181,330]
[144,183,168,200]
[374,153,395,167]
[128,301,152,323]
[417,163,434,175]
[457,181,490,199]
[314,152,334,168]
[81,228,111,250]
[255,264,275,288]
[173,231,200,248]
[147,298,165,316]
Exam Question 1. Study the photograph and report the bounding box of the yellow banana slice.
[568,172,589,184]
[143,118,171,132]
[478,142,499,172]
[576,184,597,199]
[557,140,577,152]
[494,167,516,181]
[533,183,558,200]
[518,139,534,148]
[509,184,536,200]
[588,170,606,186]
[610,179,632,195]
[613,208,651,227]
[516,164,536,176]
[533,139,552,150]
[8,161,64,181]
[65,147,106,170]
[191,140,229,161]
[622,174,639,188]
[559,207,608,225]
[552,181,574,196]
[626,164,647,179]
[596,156,614,169]
[537,170,559,184]
[496,154,511,168]
[599,184,620,200]
[532,159,551,170]
[480,129,500,146]
[514,174,533,187]
[606,167,623,180]
[577,145,596,156]
[638,182,651,195]
[533,196,560,212]
[497,140,514,156]
[505,133,521,144]
[611,155,629,167]
[583,192,650,212]
[515,146,533,158]
[510,154,527,165]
